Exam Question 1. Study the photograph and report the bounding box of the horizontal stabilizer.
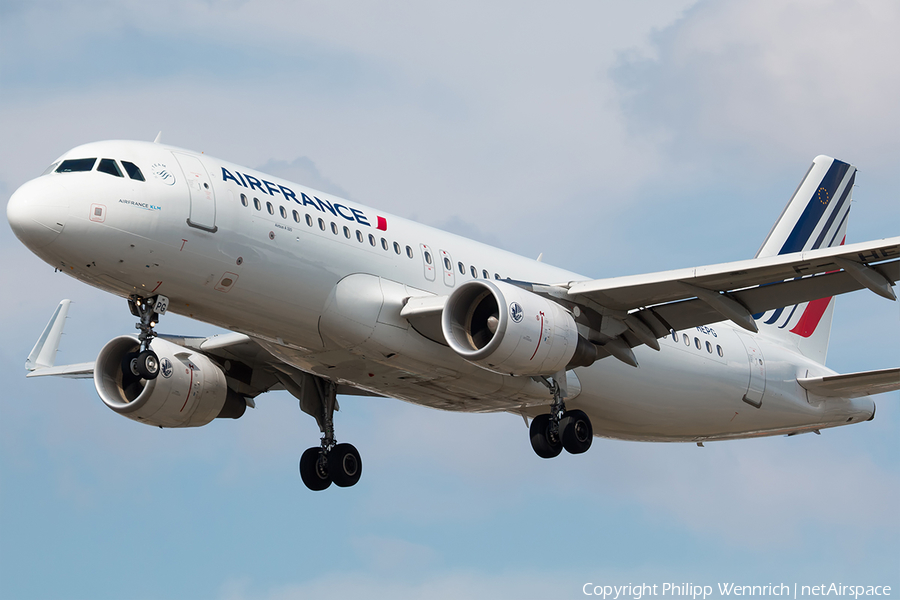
[798,368,900,398]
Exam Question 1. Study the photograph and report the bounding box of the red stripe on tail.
[789,236,844,338]
[789,296,832,338]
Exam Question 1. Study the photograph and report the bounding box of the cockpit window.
[97,159,124,177]
[122,161,145,181]
[56,158,96,173]
[42,162,60,176]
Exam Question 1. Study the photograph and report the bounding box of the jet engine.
[94,336,247,428]
[441,279,596,376]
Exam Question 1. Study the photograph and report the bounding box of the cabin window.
[241,194,249,207]
[253,198,261,211]
[483,269,489,279]
[706,341,712,353]
[368,234,376,246]
[470,266,477,278]
[683,334,689,346]
[458,262,465,274]
[494,273,500,280]
[406,245,413,258]
[424,251,433,265]
[381,237,389,250]
[266,202,274,215]
[671,330,678,342]
[717,345,724,357]
[331,222,339,235]
[56,158,96,172]
[122,161,145,181]
[306,214,313,227]
[279,206,287,219]
[444,257,452,271]
[694,337,701,350]
[318,218,326,231]
[356,230,364,243]
[293,210,300,223]
[393,241,401,254]
[344,226,351,239]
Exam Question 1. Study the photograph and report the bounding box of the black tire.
[134,350,160,380]
[330,443,362,488]
[560,409,593,455]
[529,414,562,459]
[299,447,331,491]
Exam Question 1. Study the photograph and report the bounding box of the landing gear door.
[737,333,766,408]
[174,152,217,233]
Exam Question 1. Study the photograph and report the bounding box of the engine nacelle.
[442,279,591,376]
[94,336,246,428]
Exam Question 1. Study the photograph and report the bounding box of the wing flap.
[798,368,900,398]
[639,261,900,334]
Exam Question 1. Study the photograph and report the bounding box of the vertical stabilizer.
[753,156,856,363]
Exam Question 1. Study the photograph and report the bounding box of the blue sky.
[1,1,898,599]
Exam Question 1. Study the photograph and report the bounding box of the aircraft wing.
[25,362,95,379]
[398,237,898,366]
[556,237,899,350]
[798,368,900,398]
[25,301,382,402]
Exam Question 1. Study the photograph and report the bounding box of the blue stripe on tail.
[778,159,852,255]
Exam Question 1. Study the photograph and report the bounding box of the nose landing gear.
[127,294,168,380]
[529,372,593,458]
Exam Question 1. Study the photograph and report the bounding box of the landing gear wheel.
[560,409,593,454]
[132,350,160,380]
[529,414,562,459]
[330,443,362,488]
[299,447,332,491]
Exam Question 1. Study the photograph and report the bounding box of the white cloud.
[614,0,900,169]
[254,157,350,199]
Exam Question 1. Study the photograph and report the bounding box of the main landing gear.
[293,375,362,491]
[529,373,593,458]
[127,294,169,380]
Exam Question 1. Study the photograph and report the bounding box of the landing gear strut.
[529,372,593,458]
[127,294,168,380]
[279,373,362,491]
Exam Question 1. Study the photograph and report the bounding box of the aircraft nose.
[7,177,69,250]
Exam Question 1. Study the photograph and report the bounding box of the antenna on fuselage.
[153,131,163,144]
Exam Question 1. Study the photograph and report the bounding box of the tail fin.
[753,156,856,363]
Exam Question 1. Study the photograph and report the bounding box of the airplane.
[7,139,899,491]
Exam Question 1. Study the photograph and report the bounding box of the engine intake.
[94,336,246,428]
[442,279,593,376]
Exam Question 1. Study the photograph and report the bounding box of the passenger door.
[174,152,217,233]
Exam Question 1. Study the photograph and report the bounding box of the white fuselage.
[8,140,875,442]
